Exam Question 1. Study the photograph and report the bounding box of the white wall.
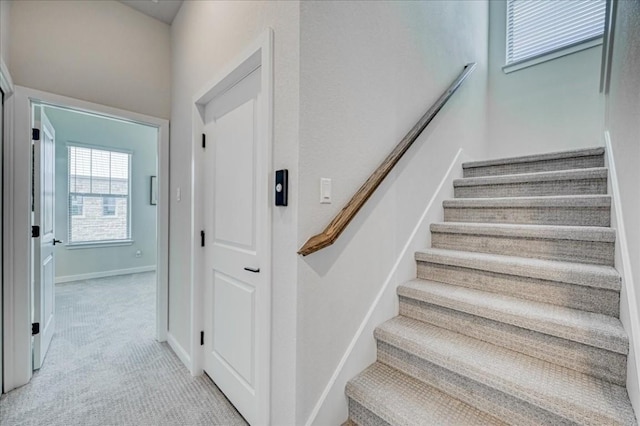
[0,0,10,70]
[296,1,488,423]
[9,0,170,119]
[487,1,603,158]
[170,2,300,423]
[605,0,640,414]
[44,107,157,280]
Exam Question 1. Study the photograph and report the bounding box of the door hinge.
[32,322,40,335]
[31,225,40,238]
[32,128,40,141]
[202,133,206,149]
[201,230,205,247]
[200,331,204,346]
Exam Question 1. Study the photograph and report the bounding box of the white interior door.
[203,67,270,425]
[32,107,56,370]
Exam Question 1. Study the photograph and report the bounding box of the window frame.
[66,142,133,247]
[70,195,84,217]
[503,0,605,74]
[102,196,118,217]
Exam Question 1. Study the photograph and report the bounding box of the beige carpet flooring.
[0,272,247,426]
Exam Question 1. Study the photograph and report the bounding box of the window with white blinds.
[68,145,131,244]
[506,0,606,67]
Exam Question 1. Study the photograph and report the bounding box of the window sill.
[65,240,134,250]
[503,37,603,74]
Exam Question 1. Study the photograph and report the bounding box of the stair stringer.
[605,133,640,415]
[305,149,467,426]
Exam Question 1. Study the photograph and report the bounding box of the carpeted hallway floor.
[0,272,247,426]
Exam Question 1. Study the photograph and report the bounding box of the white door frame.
[191,29,273,423]
[0,57,14,394]
[3,86,170,392]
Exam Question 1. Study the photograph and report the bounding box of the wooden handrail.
[298,63,477,256]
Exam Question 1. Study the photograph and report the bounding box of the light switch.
[176,187,182,202]
[320,178,331,204]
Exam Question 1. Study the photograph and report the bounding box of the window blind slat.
[510,3,599,28]
[510,1,601,22]
[511,21,605,59]
[510,8,605,39]
[506,0,606,66]
[510,8,605,41]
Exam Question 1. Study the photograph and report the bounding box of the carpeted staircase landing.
[344,147,638,425]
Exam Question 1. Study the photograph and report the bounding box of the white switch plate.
[176,187,182,202]
[320,178,331,204]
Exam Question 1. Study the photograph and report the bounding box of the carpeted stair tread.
[414,248,620,291]
[346,362,507,426]
[454,167,608,198]
[397,279,628,354]
[398,294,627,385]
[443,195,611,226]
[430,222,615,242]
[444,194,611,209]
[463,147,604,168]
[454,167,608,187]
[462,147,604,176]
[375,316,637,425]
[414,248,621,316]
[430,222,615,265]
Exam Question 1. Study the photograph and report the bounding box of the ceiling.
[119,0,183,25]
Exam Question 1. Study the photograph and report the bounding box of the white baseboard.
[167,332,192,372]
[604,132,640,415]
[55,265,157,284]
[306,149,466,426]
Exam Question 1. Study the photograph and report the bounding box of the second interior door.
[203,67,269,425]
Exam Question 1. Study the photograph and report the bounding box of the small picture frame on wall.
[150,176,158,205]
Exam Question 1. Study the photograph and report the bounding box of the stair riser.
[463,155,604,178]
[347,399,391,426]
[454,179,607,198]
[399,297,627,386]
[416,260,620,316]
[431,232,615,266]
[376,341,572,426]
[444,206,610,227]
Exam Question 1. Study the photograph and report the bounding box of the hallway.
[0,273,246,426]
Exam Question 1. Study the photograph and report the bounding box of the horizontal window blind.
[507,0,606,65]
[68,146,131,243]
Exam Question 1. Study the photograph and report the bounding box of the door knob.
[53,239,63,246]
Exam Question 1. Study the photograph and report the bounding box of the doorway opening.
[32,104,160,370]
[3,87,169,393]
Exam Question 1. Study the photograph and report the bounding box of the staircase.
[345,147,638,425]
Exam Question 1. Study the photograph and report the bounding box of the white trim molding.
[504,38,603,74]
[604,132,640,414]
[3,86,170,392]
[1,57,16,393]
[55,265,156,284]
[3,87,33,391]
[0,58,13,96]
[306,149,466,425]
[167,332,192,372]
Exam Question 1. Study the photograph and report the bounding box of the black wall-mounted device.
[275,169,288,206]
